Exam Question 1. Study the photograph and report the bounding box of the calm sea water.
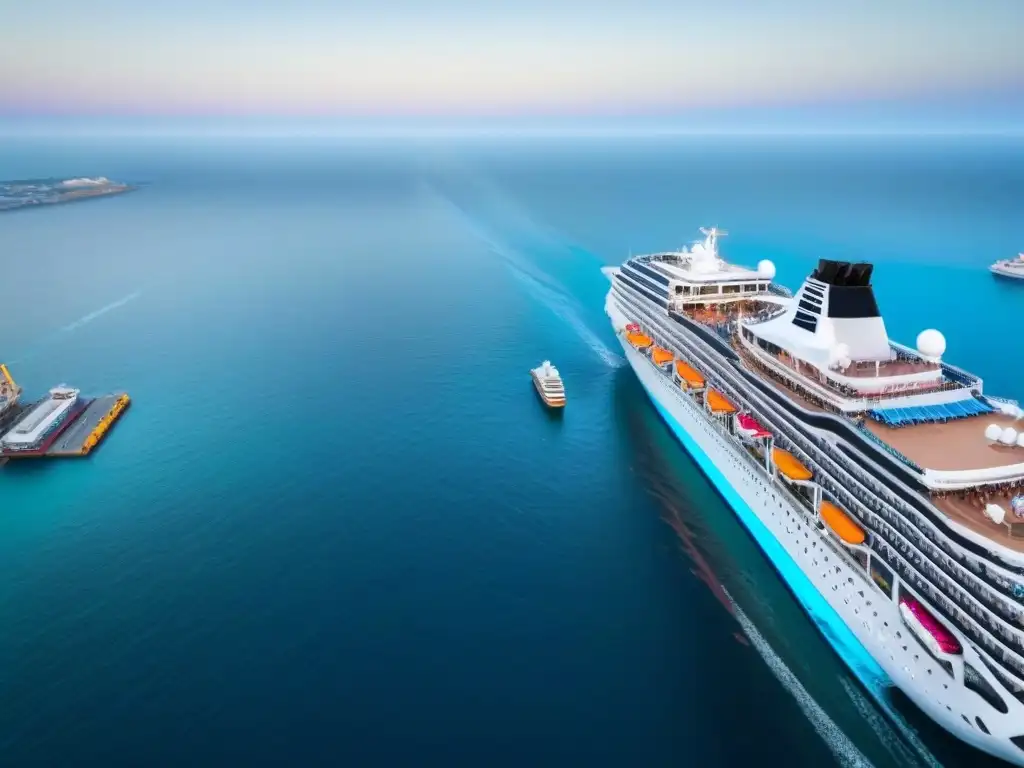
[0,135,1022,767]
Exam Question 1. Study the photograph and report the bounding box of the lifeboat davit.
[899,593,962,656]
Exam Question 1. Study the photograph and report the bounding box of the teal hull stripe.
[637,372,890,688]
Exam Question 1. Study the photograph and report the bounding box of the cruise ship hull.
[607,294,1024,766]
[991,265,1024,281]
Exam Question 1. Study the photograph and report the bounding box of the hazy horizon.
[2,0,1022,134]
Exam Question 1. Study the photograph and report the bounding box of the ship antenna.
[699,226,728,257]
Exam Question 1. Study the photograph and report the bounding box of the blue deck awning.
[868,398,994,427]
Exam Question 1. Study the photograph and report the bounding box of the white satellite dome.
[916,329,946,360]
[1000,427,1018,445]
[985,423,1003,441]
[757,259,777,279]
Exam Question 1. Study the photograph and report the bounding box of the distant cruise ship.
[991,254,1024,281]
[604,227,1024,765]
[531,361,566,408]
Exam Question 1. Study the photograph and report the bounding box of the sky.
[1,0,1022,133]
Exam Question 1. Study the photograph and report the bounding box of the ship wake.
[727,592,877,768]
[837,677,943,768]
[8,290,143,365]
[425,182,622,369]
[60,291,141,333]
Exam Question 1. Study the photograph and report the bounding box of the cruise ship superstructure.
[604,227,1024,764]
[992,254,1024,281]
[531,361,566,408]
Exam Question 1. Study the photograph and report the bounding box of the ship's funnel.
[790,260,891,362]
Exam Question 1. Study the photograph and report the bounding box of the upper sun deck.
[627,228,777,296]
[866,412,1024,474]
[648,253,764,284]
[932,490,1024,554]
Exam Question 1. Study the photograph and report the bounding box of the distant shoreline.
[0,178,137,213]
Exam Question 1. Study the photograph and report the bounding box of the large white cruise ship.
[604,228,1024,765]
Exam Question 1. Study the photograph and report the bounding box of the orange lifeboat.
[627,332,653,349]
[675,361,705,389]
[819,500,865,545]
[651,347,673,366]
[772,448,812,481]
[706,389,736,414]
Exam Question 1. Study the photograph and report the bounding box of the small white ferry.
[991,253,1024,280]
[530,361,566,409]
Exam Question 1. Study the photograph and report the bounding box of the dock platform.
[46,393,130,457]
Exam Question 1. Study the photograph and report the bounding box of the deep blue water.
[0,135,1022,767]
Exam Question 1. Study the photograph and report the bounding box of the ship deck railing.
[617,283,1024,679]
[739,330,979,413]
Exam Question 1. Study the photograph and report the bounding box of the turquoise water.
[0,135,1022,766]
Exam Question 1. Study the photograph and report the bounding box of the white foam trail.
[425,182,622,369]
[7,290,144,365]
[501,255,622,368]
[728,593,875,768]
[838,677,942,768]
[60,291,140,333]
[479,230,621,368]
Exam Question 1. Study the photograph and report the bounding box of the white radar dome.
[757,260,777,279]
[916,329,946,360]
[1000,427,1018,446]
[985,423,1003,441]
